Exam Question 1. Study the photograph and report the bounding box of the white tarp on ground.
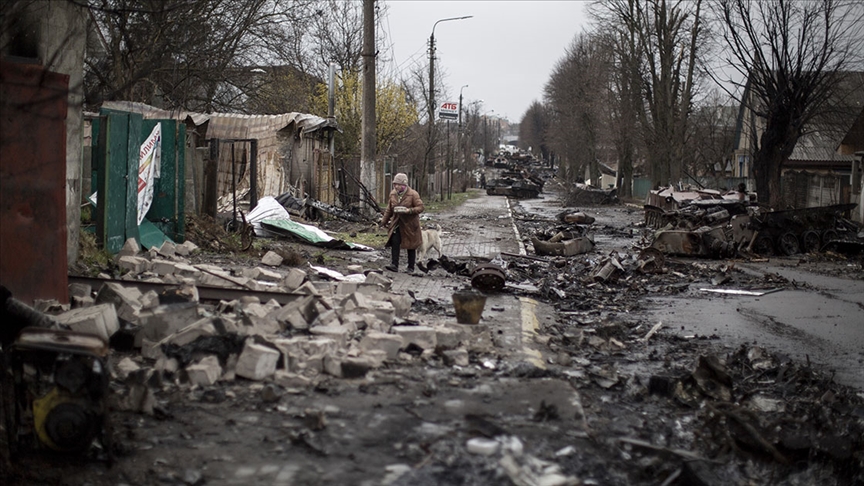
[246,196,291,237]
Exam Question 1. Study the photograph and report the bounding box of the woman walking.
[380,173,424,274]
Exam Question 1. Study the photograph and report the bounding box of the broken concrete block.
[139,290,160,310]
[175,240,199,257]
[137,302,200,346]
[185,355,222,386]
[305,338,339,357]
[240,315,282,336]
[117,255,150,274]
[359,332,404,361]
[340,292,369,312]
[115,357,141,380]
[309,326,349,349]
[341,356,375,378]
[261,251,283,267]
[95,282,143,323]
[71,295,95,308]
[447,323,493,351]
[243,266,283,283]
[311,308,341,328]
[154,356,179,374]
[236,341,280,381]
[335,281,359,296]
[367,300,396,325]
[282,268,307,291]
[163,317,218,347]
[268,305,309,331]
[239,301,271,319]
[363,272,391,290]
[442,348,470,367]
[54,303,119,341]
[173,262,200,278]
[291,354,324,375]
[294,281,319,295]
[323,355,342,377]
[156,241,177,258]
[391,326,437,351]
[117,238,141,258]
[141,338,165,360]
[150,259,177,276]
[435,326,463,350]
[69,283,92,300]
[346,265,364,275]
[363,350,387,368]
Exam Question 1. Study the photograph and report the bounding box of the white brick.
[157,241,177,258]
[236,341,280,381]
[186,356,222,386]
[117,255,149,274]
[261,251,283,267]
[175,240,198,256]
[139,290,160,310]
[442,348,470,367]
[282,268,307,291]
[309,326,349,349]
[163,317,218,347]
[391,326,437,350]
[95,282,143,323]
[359,332,404,361]
[173,262,200,277]
[68,283,92,299]
[363,272,391,290]
[138,303,200,345]
[117,238,141,258]
[243,267,282,282]
[435,326,463,350]
[150,259,177,276]
[54,303,119,341]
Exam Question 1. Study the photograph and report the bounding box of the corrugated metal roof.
[100,101,339,137]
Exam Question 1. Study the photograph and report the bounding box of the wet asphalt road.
[646,259,864,390]
[519,187,864,391]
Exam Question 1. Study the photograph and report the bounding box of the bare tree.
[686,90,737,188]
[591,0,704,189]
[518,101,551,163]
[545,32,613,185]
[715,0,864,208]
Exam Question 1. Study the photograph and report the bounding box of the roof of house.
[100,101,340,138]
[788,72,864,163]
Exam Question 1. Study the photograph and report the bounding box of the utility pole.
[425,16,471,198]
[361,0,376,212]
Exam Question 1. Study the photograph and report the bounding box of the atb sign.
[438,101,458,121]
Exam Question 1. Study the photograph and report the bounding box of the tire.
[821,229,839,245]
[777,232,800,256]
[753,235,774,256]
[801,230,821,253]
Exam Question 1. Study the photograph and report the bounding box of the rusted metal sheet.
[0,61,69,304]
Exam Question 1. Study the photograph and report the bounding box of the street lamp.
[425,16,471,198]
[428,16,472,127]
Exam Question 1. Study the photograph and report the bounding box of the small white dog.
[418,224,443,261]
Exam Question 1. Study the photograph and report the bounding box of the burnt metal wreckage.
[643,187,862,258]
[484,153,551,199]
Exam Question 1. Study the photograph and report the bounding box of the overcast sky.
[380,1,592,123]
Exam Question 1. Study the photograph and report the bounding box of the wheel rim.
[801,231,820,252]
[753,236,774,255]
[777,232,800,256]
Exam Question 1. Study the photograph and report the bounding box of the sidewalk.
[385,190,546,367]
